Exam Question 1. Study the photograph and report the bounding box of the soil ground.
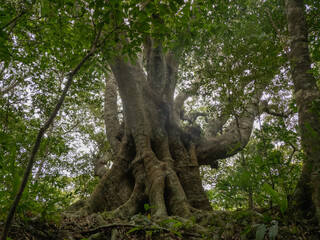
[1,209,320,240]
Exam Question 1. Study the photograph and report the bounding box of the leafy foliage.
[204,117,302,212]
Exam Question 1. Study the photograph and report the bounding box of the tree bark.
[285,0,320,224]
[104,72,122,153]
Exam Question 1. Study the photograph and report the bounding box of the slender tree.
[285,0,320,224]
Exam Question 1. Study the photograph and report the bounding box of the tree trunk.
[285,0,320,224]
[68,39,262,219]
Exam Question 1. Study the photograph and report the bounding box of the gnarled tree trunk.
[70,39,261,219]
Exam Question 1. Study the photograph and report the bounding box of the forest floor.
[1,209,320,240]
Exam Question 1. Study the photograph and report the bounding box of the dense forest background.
[1,0,320,239]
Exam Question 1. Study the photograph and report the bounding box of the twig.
[80,223,203,238]
[81,223,140,234]
[265,8,290,57]
[0,81,20,96]
[1,11,26,31]
[263,107,292,118]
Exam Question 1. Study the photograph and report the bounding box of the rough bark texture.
[69,39,263,219]
[285,0,320,224]
[104,73,121,153]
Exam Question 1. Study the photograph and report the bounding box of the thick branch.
[196,97,259,166]
[195,77,269,166]
[174,91,189,113]
[261,101,292,118]
[173,79,201,125]
[110,56,149,137]
[145,38,167,95]
[145,37,180,109]
[205,112,230,138]
[204,79,260,138]
[164,50,180,106]
[104,73,121,153]
[181,111,207,124]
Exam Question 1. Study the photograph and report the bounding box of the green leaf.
[280,198,288,215]
[169,2,178,13]
[65,0,74,7]
[144,203,156,212]
[241,226,252,237]
[162,218,180,224]
[174,0,184,5]
[255,224,266,240]
[114,9,123,22]
[171,230,183,237]
[263,183,288,214]
[127,226,142,233]
[144,203,150,212]
[95,0,103,8]
[41,0,50,16]
[173,221,183,228]
[268,224,278,240]
[97,22,104,30]
[138,11,148,22]
[263,183,280,204]
[140,22,150,32]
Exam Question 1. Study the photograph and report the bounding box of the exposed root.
[66,129,210,222]
[60,211,215,240]
[111,181,146,219]
[95,150,193,221]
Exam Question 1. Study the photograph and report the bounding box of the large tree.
[68,1,285,218]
